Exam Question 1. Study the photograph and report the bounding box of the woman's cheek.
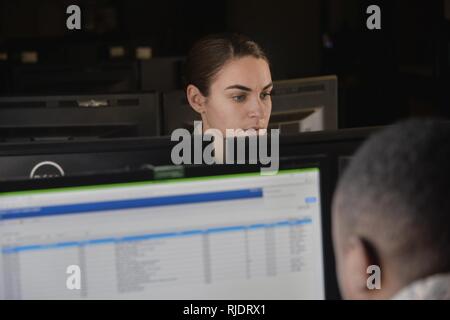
[223,102,242,128]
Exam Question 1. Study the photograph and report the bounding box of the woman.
[185,33,273,137]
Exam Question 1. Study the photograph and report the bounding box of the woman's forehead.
[212,56,272,91]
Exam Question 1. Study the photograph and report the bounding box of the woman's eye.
[232,95,246,103]
[260,92,272,100]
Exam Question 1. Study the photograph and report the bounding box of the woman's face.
[189,56,273,136]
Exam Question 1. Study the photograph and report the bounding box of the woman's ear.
[186,84,207,115]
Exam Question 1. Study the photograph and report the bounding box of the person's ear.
[341,236,377,299]
[186,84,207,115]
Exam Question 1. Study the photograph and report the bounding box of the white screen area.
[0,168,325,299]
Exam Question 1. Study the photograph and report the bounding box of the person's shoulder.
[392,273,450,300]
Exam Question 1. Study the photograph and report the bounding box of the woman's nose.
[247,97,265,119]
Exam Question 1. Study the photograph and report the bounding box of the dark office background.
[1,0,450,128]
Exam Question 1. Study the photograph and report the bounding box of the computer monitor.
[0,92,161,142]
[0,126,376,187]
[271,75,338,133]
[0,136,176,181]
[0,160,335,299]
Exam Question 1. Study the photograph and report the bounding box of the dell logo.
[30,161,65,179]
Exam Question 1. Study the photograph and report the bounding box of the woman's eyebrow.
[225,82,273,92]
[225,84,252,92]
[263,82,273,90]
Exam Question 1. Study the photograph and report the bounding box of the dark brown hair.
[184,33,269,96]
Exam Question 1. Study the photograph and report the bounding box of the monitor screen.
[0,166,326,299]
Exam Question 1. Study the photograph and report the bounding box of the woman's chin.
[226,128,267,137]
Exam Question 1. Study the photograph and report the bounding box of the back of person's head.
[332,118,450,299]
